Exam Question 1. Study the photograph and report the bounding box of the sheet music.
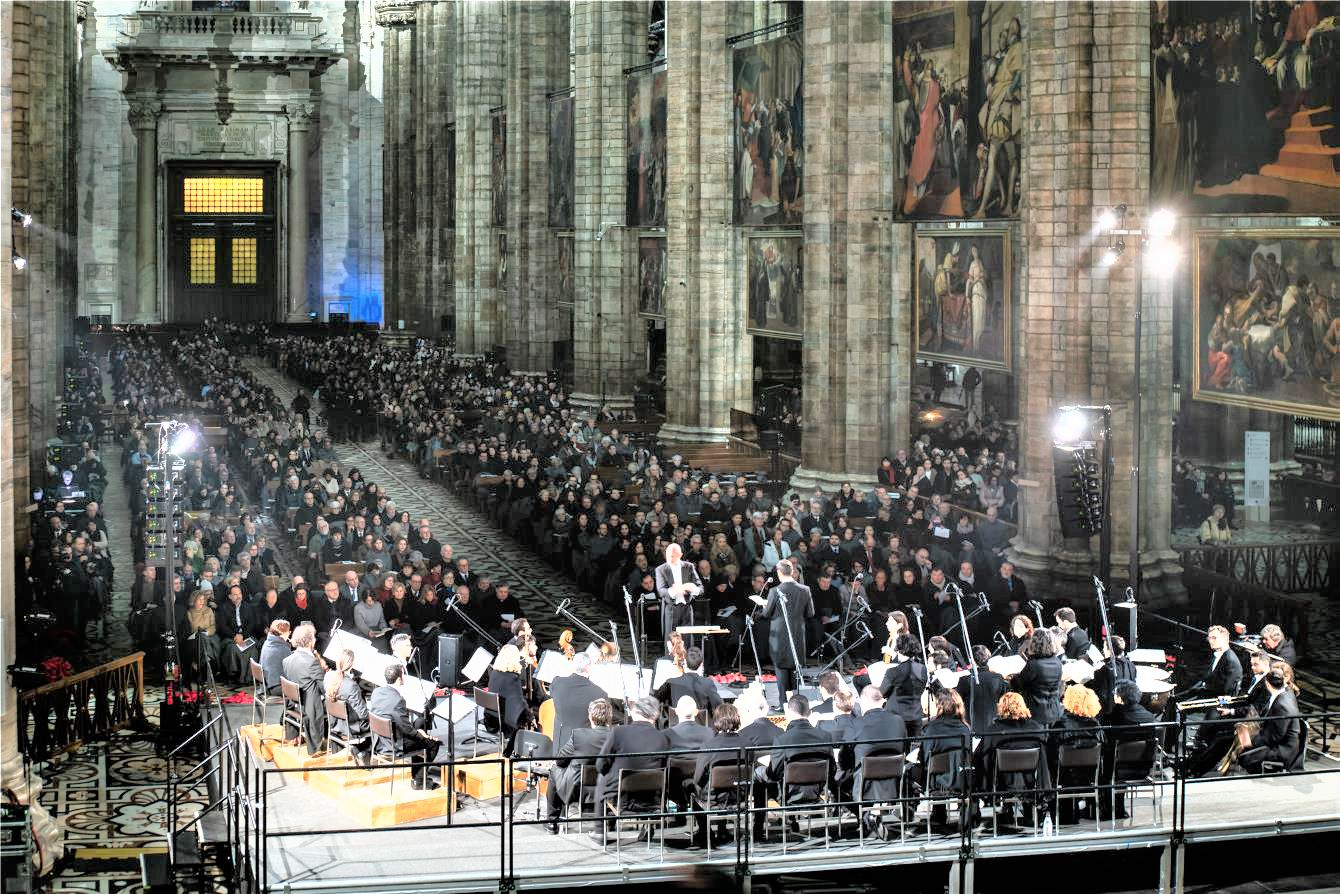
[651,658,678,690]
[1087,644,1104,664]
[324,628,443,714]
[536,650,570,684]
[987,654,1026,677]
[933,668,968,689]
[1063,659,1096,684]
[461,647,494,683]
[583,642,601,663]
[589,662,649,700]
[1129,648,1166,664]
[865,660,892,689]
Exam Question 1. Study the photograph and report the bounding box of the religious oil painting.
[914,229,1011,371]
[746,235,803,339]
[1151,1,1340,215]
[638,237,666,319]
[733,33,804,226]
[557,236,574,307]
[626,66,667,228]
[548,92,575,230]
[491,111,506,228]
[891,1,1024,220]
[1193,229,1340,421]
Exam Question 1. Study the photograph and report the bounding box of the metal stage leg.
[948,856,974,894]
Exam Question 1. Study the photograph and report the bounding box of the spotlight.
[1100,240,1126,267]
[10,208,32,228]
[1097,210,1118,233]
[168,427,198,456]
[1145,239,1181,276]
[1147,208,1177,239]
[12,253,27,271]
[1052,407,1091,447]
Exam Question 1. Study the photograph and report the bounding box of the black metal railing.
[1293,416,1337,463]
[1179,540,1335,596]
[1180,566,1312,659]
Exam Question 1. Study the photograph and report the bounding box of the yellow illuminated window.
[231,238,257,285]
[182,177,264,214]
[189,238,216,284]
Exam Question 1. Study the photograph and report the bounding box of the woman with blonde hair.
[485,644,532,751]
[183,590,220,681]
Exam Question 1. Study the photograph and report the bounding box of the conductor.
[751,560,814,706]
[654,543,704,653]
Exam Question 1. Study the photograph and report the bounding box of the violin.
[559,629,575,660]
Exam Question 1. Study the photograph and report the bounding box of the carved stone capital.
[286,102,315,132]
[374,0,417,27]
[127,99,161,130]
[75,1,91,23]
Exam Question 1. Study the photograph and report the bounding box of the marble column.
[787,2,903,491]
[658,0,754,442]
[570,0,643,409]
[453,0,505,355]
[129,98,159,321]
[504,0,568,373]
[287,102,314,320]
[377,1,415,326]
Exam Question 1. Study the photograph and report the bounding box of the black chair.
[368,712,401,794]
[1260,718,1309,774]
[1109,738,1161,825]
[991,747,1043,835]
[279,676,306,750]
[694,761,752,857]
[857,754,906,846]
[602,768,666,860]
[574,763,600,832]
[1056,744,1102,831]
[778,758,831,853]
[922,751,961,841]
[665,755,699,818]
[471,688,503,757]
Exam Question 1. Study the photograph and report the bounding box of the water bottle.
[1042,814,1054,837]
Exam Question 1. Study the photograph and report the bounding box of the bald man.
[654,542,703,653]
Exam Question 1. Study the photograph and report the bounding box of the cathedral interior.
[1,1,1338,892]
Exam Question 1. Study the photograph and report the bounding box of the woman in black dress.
[1010,629,1064,725]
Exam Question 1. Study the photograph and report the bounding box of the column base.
[570,391,635,413]
[0,749,64,877]
[1005,543,1186,608]
[657,422,731,444]
[788,466,881,496]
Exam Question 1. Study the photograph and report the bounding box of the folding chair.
[923,751,962,841]
[857,753,906,846]
[324,697,362,762]
[368,713,400,794]
[778,758,831,853]
[694,761,752,857]
[1056,744,1102,831]
[279,676,306,749]
[991,747,1042,836]
[602,768,666,860]
[470,688,503,757]
[249,658,282,732]
[1109,738,1161,826]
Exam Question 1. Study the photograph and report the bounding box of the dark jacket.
[956,669,1008,733]
[1090,656,1138,715]
[920,714,971,792]
[484,668,529,731]
[666,722,714,750]
[880,660,928,729]
[765,718,832,802]
[331,675,370,740]
[549,673,608,751]
[693,731,750,791]
[843,709,908,800]
[311,596,355,638]
[281,649,326,755]
[595,721,670,806]
[1011,656,1064,724]
[760,581,815,669]
[981,717,1051,792]
[551,726,611,804]
[1063,626,1092,661]
[259,632,291,694]
[367,683,422,755]
[1198,649,1244,699]
[654,673,723,714]
[738,716,781,749]
[1249,690,1301,763]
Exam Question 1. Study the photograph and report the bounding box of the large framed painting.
[1193,229,1340,420]
[548,92,574,229]
[625,66,666,227]
[745,235,803,339]
[891,1,1023,220]
[638,237,665,319]
[491,111,506,228]
[556,236,573,307]
[732,32,803,226]
[1151,2,1340,215]
[914,228,1011,371]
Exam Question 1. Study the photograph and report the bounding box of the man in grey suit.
[280,623,326,755]
[544,697,614,831]
[754,560,814,706]
[654,543,703,651]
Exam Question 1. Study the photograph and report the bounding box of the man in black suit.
[756,560,814,706]
[339,568,364,605]
[1260,624,1298,667]
[655,543,704,650]
[1090,635,1138,716]
[215,583,259,684]
[653,647,722,715]
[368,663,441,789]
[1055,607,1091,660]
[817,688,858,740]
[840,686,908,806]
[594,696,670,811]
[544,697,613,831]
[1187,625,1244,749]
[988,561,1029,629]
[1238,671,1301,772]
[311,580,355,652]
[755,695,831,838]
[280,624,327,755]
[736,688,781,749]
[549,654,609,751]
[956,645,1008,732]
[666,696,714,749]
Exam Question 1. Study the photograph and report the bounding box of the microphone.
[856,594,873,614]
[858,622,874,641]
[993,630,1009,647]
[553,598,570,616]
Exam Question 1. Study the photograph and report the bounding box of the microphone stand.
[939,594,991,647]
[817,624,873,678]
[741,613,764,680]
[554,598,603,651]
[444,598,503,652]
[1092,576,1118,675]
[909,605,930,695]
[947,583,980,685]
[609,620,632,719]
[621,587,647,691]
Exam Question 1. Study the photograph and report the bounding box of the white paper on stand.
[536,650,570,683]
[987,654,1026,677]
[462,647,494,683]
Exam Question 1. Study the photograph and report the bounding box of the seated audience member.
[544,698,614,832]
[368,663,442,790]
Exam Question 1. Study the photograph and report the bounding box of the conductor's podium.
[238,723,534,828]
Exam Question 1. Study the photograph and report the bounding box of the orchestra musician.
[280,623,327,755]
[880,633,929,737]
[754,559,815,706]
[483,644,533,753]
[1010,629,1064,725]
[1004,614,1035,656]
[1237,669,1302,773]
[324,649,370,763]
[957,644,1008,732]
[755,695,832,840]
[548,653,607,751]
[368,663,442,790]
[1260,624,1298,667]
[1186,625,1244,749]
[736,685,782,749]
[543,698,613,833]
[1054,608,1091,660]
[666,696,714,748]
[881,610,911,660]
[1090,635,1138,716]
[655,543,704,651]
[653,646,722,715]
[841,686,908,815]
[919,689,972,828]
[594,696,670,817]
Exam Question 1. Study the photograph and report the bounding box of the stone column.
[505,0,568,373]
[129,98,159,321]
[287,102,314,320]
[787,2,903,491]
[377,1,415,326]
[1008,1,1181,601]
[658,0,754,442]
[453,0,505,355]
[570,0,643,409]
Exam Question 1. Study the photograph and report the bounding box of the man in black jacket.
[755,695,831,838]
[956,645,1008,732]
[756,560,814,706]
[368,663,441,789]
[1239,671,1302,772]
[544,697,613,830]
[215,584,259,684]
[594,696,670,810]
[550,655,609,751]
[666,696,714,749]
[311,580,355,652]
[1055,607,1092,660]
[653,647,722,714]
[840,686,908,805]
[1090,635,1138,716]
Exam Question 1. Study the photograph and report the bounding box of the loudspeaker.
[437,633,464,688]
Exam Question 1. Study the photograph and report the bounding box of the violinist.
[1011,629,1064,724]
[881,610,911,660]
[483,644,532,754]
[1004,614,1035,656]
[516,632,545,707]
[506,617,532,647]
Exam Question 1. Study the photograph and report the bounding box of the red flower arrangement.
[40,656,73,683]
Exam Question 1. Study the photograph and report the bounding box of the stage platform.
[253,766,1340,893]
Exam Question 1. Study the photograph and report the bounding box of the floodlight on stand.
[1052,407,1092,447]
[168,427,198,456]
[1096,205,1126,233]
[1147,208,1177,239]
[1100,240,1125,267]
[11,208,32,228]
[1145,239,1181,277]
[12,253,27,271]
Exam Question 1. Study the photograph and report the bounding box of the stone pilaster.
[286,101,314,319]
[788,2,904,491]
[431,1,455,328]
[659,0,754,442]
[1007,1,1181,601]
[129,98,159,321]
[419,0,454,336]
[453,0,506,355]
[504,0,568,373]
[377,1,414,326]
[570,0,643,408]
